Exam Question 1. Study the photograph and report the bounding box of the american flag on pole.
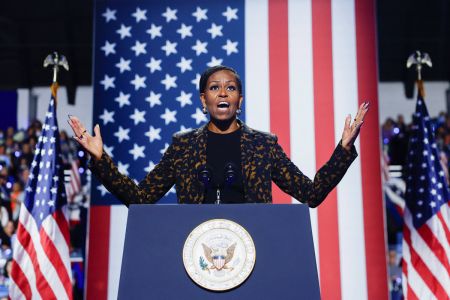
[402,83,450,299]
[10,84,73,299]
[88,0,387,299]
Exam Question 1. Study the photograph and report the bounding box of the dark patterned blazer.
[90,120,358,207]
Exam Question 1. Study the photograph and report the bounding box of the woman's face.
[200,70,243,122]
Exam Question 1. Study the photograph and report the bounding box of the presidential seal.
[182,219,256,291]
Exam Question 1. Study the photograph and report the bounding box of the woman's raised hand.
[341,102,370,151]
[68,116,103,160]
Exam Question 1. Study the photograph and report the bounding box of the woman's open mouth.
[217,102,230,112]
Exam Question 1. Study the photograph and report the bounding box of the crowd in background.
[0,120,88,299]
[382,111,450,167]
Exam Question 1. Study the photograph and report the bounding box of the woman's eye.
[209,86,219,90]
[227,86,236,91]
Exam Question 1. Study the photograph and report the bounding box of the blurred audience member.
[0,147,10,169]
[19,143,33,167]
[9,182,24,221]
[388,249,402,300]
[381,117,395,145]
[0,171,10,220]
[0,221,15,250]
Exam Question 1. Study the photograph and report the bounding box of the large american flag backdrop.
[88,0,387,299]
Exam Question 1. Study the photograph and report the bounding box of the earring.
[202,106,207,114]
[236,108,241,115]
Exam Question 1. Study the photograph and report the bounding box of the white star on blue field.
[93,1,245,204]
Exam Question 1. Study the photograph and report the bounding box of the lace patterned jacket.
[90,121,358,207]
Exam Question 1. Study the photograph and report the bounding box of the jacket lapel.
[240,122,257,202]
[195,124,208,169]
[190,123,208,203]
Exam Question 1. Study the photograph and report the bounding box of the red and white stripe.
[86,206,127,300]
[246,0,387,298]
[402,203,450,299]
[86,0,387,299]
[11,205,72,299]
[65,160,82,203]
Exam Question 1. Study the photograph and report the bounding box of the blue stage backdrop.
[0,91,18,131]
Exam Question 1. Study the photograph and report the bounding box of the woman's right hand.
[68,115,103,160]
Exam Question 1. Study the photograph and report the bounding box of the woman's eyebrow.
[208,80,236,83]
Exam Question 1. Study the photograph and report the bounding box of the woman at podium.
[68,65,369,206]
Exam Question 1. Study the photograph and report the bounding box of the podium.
[118,204,320,299]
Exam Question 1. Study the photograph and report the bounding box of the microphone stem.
[215,188,221,205]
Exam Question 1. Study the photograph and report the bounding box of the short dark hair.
[199,65,242,94]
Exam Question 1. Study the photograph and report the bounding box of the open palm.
[68,116,103,160]
[341,102,369,150]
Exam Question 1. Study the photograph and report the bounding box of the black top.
[204,128,244,203]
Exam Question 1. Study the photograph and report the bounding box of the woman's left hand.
[341,102,370,151]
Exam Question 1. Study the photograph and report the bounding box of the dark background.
[0,0,449,93]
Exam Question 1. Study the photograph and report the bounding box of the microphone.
[198,165,222,204]
[197,165,212,188]
[224,162,237,187]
